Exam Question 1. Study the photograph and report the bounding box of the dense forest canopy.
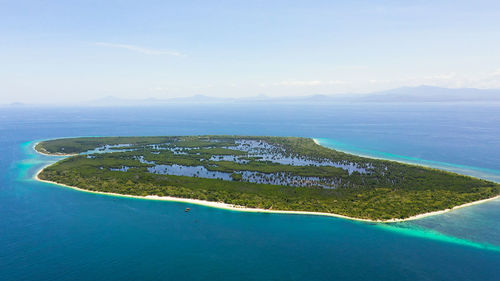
[36,136,500,220]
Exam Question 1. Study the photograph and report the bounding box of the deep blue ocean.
[1,103,499,280]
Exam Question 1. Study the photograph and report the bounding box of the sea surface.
[1,103,499,280]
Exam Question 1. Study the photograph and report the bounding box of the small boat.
[185,208,190,212]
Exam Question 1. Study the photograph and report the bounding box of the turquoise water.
[315,138,500,182]
[1,104,499,280]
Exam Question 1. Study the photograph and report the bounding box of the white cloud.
[95,42,183,56]
[369,79,392,84]
[341,65,369,70]
[149,87,169,92]
[272,80,347,86]
[424,72,456,80]
[490,69,500,77]
[367,70,500,89]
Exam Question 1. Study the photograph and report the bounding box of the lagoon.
[1,103,500,280]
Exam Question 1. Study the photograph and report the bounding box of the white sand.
[34,166,500,223]
[33,142,77,156]
[33,142,500,223]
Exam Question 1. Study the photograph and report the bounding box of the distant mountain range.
[4,86,500,107]
[91,94,234,106]
[86,86,500,106]
[358,86,500,102]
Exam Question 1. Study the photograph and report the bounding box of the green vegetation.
[36,136,500,220]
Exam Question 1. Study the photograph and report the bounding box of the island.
[35,136,500,221]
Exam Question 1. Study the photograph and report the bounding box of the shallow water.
[148,163,233,180]
[146,163,336,188]
[1,103,499,280]
[110,138,365,187]
[228,139,368,174]
[209,155,249,164]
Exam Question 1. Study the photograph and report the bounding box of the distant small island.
[35,136,500,222]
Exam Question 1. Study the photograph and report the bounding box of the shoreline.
[33,142,78,157]
[33,163,500,224]
[312,138,500,184]
[32,141,500,224]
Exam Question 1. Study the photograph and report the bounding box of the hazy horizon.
[1,1,500,104]
[3,85,500,106]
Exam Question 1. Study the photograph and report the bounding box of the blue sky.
[1,0,500,103]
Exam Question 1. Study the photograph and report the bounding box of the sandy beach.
[33,142,77,157]
[33,162,500,224]
[33,141,500,223]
